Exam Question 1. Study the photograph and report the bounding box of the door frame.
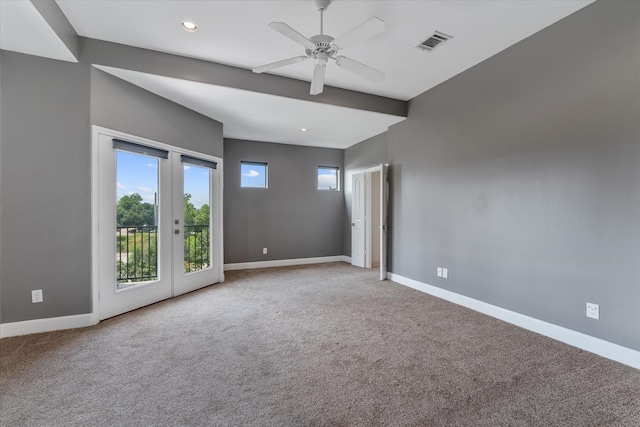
[91,126,224,324]
[351,164,389,280]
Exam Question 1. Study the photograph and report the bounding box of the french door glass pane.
[115,151,159,289]
[183,164,211,274]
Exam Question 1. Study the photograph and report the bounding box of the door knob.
[351,223,355,226]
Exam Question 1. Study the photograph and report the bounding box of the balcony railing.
[116,225,210,286]
[116,226,157,285]
[184,225,210,273]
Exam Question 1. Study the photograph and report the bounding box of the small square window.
[318,166,339,191]
[241,161,267,188]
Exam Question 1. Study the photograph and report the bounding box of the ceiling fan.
[252,0,386,95]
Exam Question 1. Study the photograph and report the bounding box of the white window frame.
[240,161,268,189]
[317,166,340,191]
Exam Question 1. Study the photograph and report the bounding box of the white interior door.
[95,129,222,320]
[380,164,389,280]
[351,172,366,268]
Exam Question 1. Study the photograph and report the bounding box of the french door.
[93,128,223,321]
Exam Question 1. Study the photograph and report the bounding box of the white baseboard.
[0,313,94,339]
[388,272,640,370]
[224,255,351,271]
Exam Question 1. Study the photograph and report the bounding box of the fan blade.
[253,56,308,74]
[331,17,386,50]
[269,22,316,50]
[335,56,385,82]
[310,60,327,95]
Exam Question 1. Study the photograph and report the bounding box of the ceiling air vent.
[416,31,452,52]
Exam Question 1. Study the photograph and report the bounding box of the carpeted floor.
[1,262,639,426]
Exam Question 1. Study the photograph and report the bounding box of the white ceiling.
[56,0,593,100]
[1,0,595,149]
[0,0,76,62]
[95,65,405,149]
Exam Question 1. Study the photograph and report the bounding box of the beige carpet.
[1,263,639,426]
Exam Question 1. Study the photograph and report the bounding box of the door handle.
[351,223,355,226]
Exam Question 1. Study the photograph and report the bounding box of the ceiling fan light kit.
[252,0,386,95]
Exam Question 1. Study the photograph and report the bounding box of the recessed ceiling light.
[300,128,308,132]
[181,21,198,33]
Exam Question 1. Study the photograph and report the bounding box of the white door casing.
[380,164,389,280]
[93,127,223,321]
[354,164,389,279]
[351,172,366,268]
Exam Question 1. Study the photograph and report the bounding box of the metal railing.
[184,225,210,273]
[116,224,210,284]
[116,226,158,284]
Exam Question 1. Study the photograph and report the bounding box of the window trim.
[240,161,268,189]
[317,165,340,191]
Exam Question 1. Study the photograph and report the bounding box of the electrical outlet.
[586,302,599,320]
[263,247,268,255]
[31,289,43,303]
[442,268,448,279]
[437,267,442,277]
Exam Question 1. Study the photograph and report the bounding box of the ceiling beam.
[81,37,407,118]
[29,0,80,61]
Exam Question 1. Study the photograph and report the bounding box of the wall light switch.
[437,267,442,277]
[263,247,268,255]
[442,268,448,279]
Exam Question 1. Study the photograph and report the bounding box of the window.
[318,166,339,191]
[241,161,267,188]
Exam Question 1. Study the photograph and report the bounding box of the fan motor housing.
[306,34,336,58]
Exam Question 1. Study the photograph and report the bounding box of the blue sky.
[116,151,210,208]
[317,167,338,190]
[241,162,267,188]
[184,164,210,208]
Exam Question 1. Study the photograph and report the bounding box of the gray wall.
[343,132,388,255]
[225,138,344,263]
[384,1,640,350]
[91,69,223,158]
[0,50,223,324]
[0,51,91,323]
